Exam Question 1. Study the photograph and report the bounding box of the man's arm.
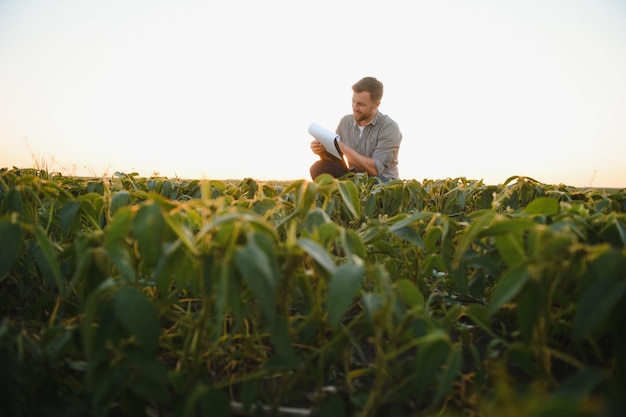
[337,141,378,176]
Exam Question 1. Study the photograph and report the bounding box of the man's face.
[352,91,380,125]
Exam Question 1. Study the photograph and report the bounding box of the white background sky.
[1,0,625,187]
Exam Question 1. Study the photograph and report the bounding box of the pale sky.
[1,0,625,187]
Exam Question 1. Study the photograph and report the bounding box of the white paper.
[308,122,342,160]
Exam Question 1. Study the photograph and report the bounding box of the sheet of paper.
[308,122,342,159]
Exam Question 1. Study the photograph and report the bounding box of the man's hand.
[310,141,326,155]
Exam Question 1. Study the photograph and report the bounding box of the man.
[310,76,402,181]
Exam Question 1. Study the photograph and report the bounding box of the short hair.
[352,77,384,102]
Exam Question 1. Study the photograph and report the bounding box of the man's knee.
[310,160,348,180]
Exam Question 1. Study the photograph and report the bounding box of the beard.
[354,111,372,123]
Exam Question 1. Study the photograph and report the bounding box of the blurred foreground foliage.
[1,167,625,416]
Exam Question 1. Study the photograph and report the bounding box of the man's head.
[351,77,383,126]
[352,77,384,102]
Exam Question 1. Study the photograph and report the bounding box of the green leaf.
[394,279,424,310]
[91,363,126,417]
[414,337,451,400]
[337,180,360,219]
[495,232,526,266]
[183,387,231,417]
[161,180,172,197]
[488,265,530,316]
[240,379,259,415]
[125,351,169,401]
[81,278,117,358]
[516,281,543,344]
[554,367,606,399]
[252,198,276,215]
[326,262,364,327]
[465,304,492,332]
[433,345,462,406]
[3,187,23,213]
[506,342,537,377]
[524,196,559,216]
[297,237,337,274]
[425,225,441,252]
[387,212,433,229]
[33,225,65,296]
[453,210,495,268]
[72,247,109,299]
[574,250,626,341]
[319,392,346,417]
[318,222,340,244]
[481,217,536,236]
[0,216,23,278]
[300,180,318,210]
[614,218,626,246]
[303,208,331,233]
[109,190,130,216]
[162,208,200,257]
[59,201,80,234]
[133,201,165,267]
[235,236,278,325]
[266,318,298,369]
[104,207,135,282]
[361,292,383,325]
[155,241,197,294]
[392,226,425,249]
[77,192,105,229]
[112,286,160,354]
[105,206,133,243]
[339,228,366,259]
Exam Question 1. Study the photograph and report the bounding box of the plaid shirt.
[336,111,402,180]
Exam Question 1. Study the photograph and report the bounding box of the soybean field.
[1,168,625,417]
